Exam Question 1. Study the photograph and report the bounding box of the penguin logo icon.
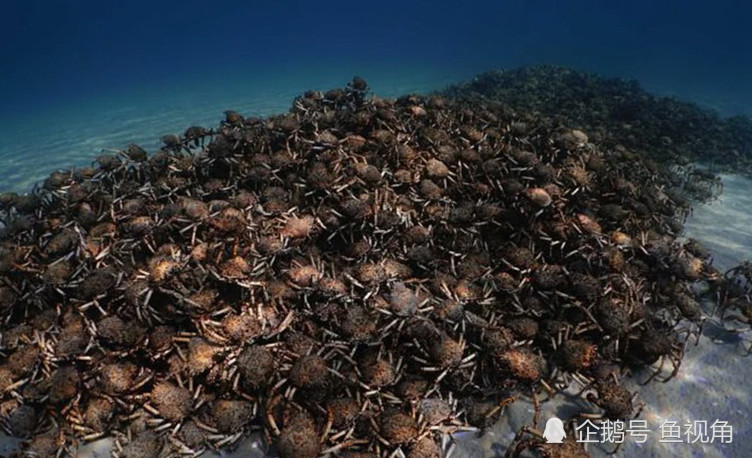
[542,417,566,443]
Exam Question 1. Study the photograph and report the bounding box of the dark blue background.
[2,0,751,116]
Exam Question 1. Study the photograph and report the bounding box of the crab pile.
[0,77,717,457]
[444,65,752,200]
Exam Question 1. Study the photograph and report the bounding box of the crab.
[579,380,642,422]
[629,322,689,384]
[716,261,752,352]
[266,398,323,458]
[505,424,591,458]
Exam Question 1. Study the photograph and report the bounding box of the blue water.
[5,1,752,115]
[2,2,752,457]
[3,1,751,118]
[2,1,752,192]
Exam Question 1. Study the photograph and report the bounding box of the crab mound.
[444,65,752,200]
[0,77,716,457]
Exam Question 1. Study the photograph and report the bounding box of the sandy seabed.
[1,73,750,457]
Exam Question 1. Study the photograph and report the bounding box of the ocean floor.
[0,77,751,457]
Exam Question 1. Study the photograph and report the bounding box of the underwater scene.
[1,1,751,457]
